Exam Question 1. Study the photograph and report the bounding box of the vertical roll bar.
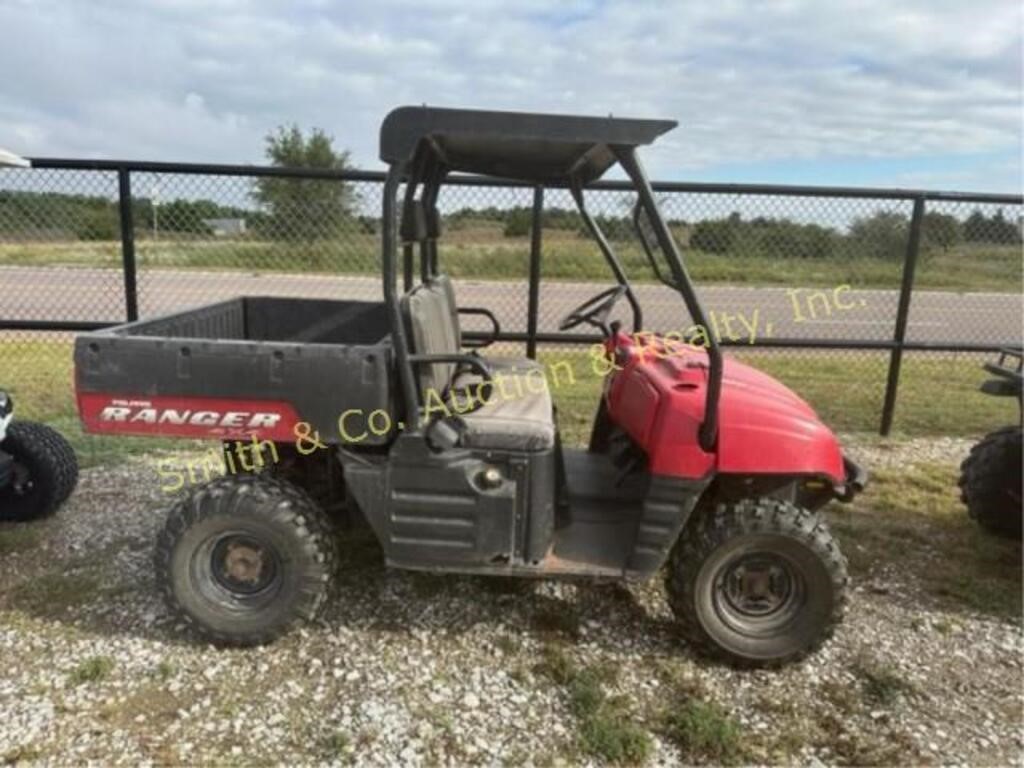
[613,146,722,452]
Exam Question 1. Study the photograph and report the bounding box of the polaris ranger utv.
[75,107,865,666]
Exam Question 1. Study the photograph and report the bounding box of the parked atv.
[0,391,79,521]
[75,107,866,666]
[959,349,1023,538]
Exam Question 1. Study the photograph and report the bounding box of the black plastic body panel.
[341,438,705,580]
[342,435,556,569]
[74,297,397,445]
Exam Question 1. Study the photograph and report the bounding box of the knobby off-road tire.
[155,474,338,646]
[665,498,848,667]
[959,426,1023,539]
[0,421,79,522]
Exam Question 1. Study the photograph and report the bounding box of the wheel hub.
[711,550,805,637]
[210,535,278,595]
[721,557,794,616]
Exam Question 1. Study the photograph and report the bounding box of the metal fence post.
[117,166,139,321]
[879,196,926,435]
[525,185,544,360]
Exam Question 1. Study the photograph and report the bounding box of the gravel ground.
[0,439,1021,766]
[840,434,976,471]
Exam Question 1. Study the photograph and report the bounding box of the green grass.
[1,237,1020,291]
[828,462,1022,619]
[68,656,115,685]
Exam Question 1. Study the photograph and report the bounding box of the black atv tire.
[665,498,847,667]
[959,426,1023,539]
[155,474,338,646]
[0,421,79,522]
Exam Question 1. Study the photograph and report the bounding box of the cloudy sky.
[2,0,1021,192]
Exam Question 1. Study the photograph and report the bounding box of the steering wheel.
[558,285,628,335]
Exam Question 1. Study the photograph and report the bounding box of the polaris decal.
[77,394,300,441]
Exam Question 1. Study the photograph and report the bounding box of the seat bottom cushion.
[450,366,555,452]
[481,355,543,375]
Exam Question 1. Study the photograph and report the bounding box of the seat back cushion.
[431,273,462,348]
[402,282,459,397]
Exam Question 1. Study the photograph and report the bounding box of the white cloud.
[0,0,1019,190]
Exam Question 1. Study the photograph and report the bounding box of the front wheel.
[665,498,847,667]
[155,474,338,646]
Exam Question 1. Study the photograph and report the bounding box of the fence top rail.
[20,156,1024,205]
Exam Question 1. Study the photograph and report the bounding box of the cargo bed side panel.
[74,298,397,446]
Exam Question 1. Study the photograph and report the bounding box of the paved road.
[2,265,1021,346]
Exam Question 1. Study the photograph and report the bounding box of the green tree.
[690,214,741,254]
[503,207,533,237]
[253,125,355,239]
[963,208,1022,244]
[848,211,909,260]
[922,211,961,251]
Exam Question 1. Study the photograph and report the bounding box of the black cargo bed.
[74,297,396,445]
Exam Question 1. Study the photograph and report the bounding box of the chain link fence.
[1,159,1021,460]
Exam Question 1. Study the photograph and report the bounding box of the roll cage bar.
[378,106,723,452]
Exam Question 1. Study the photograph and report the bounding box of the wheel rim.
[0,460,37,502]
[192,531,283,610]
[712,551,806,637]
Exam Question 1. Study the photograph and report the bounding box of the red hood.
[715,356,845,482]
[606,336,846,483]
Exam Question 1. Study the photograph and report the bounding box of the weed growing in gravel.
[535,652,652,765]
[0,524,43,556]
[154,660,176,681]
[660,698,743,764]
[575,704,652,766]
[322,730,351,759]
[534,644,577,685]
[69,656,114,685]
[853,656,917,706]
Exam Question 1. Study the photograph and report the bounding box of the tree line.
[1,124,1020,259]
[455,204,1022,259]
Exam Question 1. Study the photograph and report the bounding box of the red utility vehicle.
[75,107,865,666]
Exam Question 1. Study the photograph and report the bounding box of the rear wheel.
[959,426,1023,539]
[155,474,337,645]
[0,421,79,522]
[665,498,847,667]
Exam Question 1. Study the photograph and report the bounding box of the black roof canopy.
[380,106,676,185]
